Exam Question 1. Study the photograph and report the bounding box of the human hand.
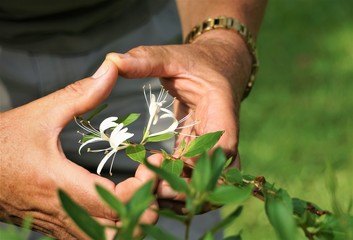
[107,31,252,211]
[0,58,160,239]
[107,30,252,166]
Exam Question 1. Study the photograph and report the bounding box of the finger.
[157,198,217,215]
[228,150,241,169]
[106,47,182,79]
[192,90,239,157]
[134,153,164,185]
[133,201,159,237]
[157,199,188,215]
[33,58,118,129]
[156,179,187,201]
[56,162,119,220]
[114,154,163,203]
[110,155,162,237]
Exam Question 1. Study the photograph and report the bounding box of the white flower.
[96,123,134,175]
[142,85,178,140]
[75,116,134,175]
[142,85,200,141]
[76,116,119,154]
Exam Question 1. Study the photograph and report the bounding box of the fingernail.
[105,53,132,68]
[116,53,131,59]
[92,60,109,79]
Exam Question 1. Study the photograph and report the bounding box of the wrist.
[184,16,257,101]
[188,29,253,103]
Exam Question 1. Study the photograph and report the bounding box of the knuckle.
[63,80,86,98]
[128,45,150,56]
[102,203,118,220]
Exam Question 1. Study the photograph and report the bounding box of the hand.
[108,30,251,166]
[0,58,160,239]
[107,30,252,209]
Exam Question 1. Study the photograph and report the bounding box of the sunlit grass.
[223,0,353,239]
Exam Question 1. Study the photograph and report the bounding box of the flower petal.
[97,150,116,175]
[109,124,134,149]
[79,137,107,155]
[160,107,174,116]
[99,117,118,137]
[148,118,178,137]
[152,114,159,125]
[149,101,159,117]
[110,132,134,149]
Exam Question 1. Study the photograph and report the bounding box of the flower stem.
[184,217,192,240]
[144,147,195,170]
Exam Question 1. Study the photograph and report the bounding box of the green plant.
[58,92,353,239]
[59,144,353,239]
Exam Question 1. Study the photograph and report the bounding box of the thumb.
[36,59,118,129]
[106,47,181,79]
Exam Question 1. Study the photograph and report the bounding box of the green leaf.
[58,190,105,240]
[179,139,187,154]
[0,225,26,240]
[22,216,33,230]
[156,208,187,223]
[115,113,140,127]
[16,216,33,240]
[191,152,211,192]
[183,131,223,158]
[206,185,253,205]
[145,159,189,193]
[39,237,55,240]
[202,232,215,240]
[316,214,347,239]
[292,198,307,217]
[203,206,243,238]
[265,189,298,240]
[123,181,155,238]
[146,133,175,142]
[126,144,146,163]
[161,149,170,159]
[39,237,54,240]
[127,180,154,216]
[87,103,108,121]
[208,148,227,190]
[224,235,242,240]
[140,224,179,240]
[161,158,184,176]
[223,168,243,185]
[95,185,127,219]
[242,174,256,182]
[224,156,234,169]
[81,132,99,143]
[325,163,343,215]
[0,218,36,240]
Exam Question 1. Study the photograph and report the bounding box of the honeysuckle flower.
[147,112,199,138]
[142,85,177,140]
[96,123,134,175]
[142,85,199,141]
[75,85,199,175]
[76,116,119,154]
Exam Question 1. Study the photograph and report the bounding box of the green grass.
[223,0,353,239]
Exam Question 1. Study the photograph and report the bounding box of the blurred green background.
[223,0,353,239]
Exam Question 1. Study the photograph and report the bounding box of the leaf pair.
[58,181,155,240]
[191,148,225,193]
[182,131,224,158]
[265,189,298,240]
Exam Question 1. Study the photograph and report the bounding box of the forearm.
[176,0,268,101]
[176,0,267,39]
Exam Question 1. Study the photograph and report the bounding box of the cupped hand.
[107,31,252,210]
[108,30,252,166]
[0,58,160,239]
